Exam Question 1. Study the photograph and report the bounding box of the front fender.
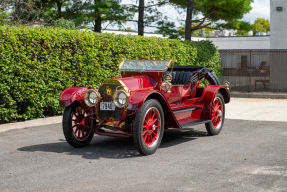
[128,89,154,105]
[59,87,87,107]
[128,89,181,129]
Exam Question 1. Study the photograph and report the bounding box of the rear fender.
[197,85,230,119]
[128,89,180,129]
[59,87,87,107]
[218,87,230,104]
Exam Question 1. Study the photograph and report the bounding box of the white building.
[207,36,270,50]
[270,0,287,49]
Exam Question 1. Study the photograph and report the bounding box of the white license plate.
[100,102,115,111]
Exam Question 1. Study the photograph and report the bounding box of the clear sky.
[111,0,271,32]
[243,0,270,23]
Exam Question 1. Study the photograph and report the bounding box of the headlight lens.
[84,89,100,107]
[113,90,129,108]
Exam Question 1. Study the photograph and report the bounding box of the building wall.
[207,36,271,50]
[102,29,271,50]
[102,29,207,42]
[270,0,287,49]
[270,0,287,91]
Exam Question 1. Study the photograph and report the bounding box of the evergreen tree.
[127,0,167,36]
[68,0,133,32]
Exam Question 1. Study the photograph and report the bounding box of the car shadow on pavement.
[17,128,209,160]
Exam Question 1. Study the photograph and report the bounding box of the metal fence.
[219,49,287,93]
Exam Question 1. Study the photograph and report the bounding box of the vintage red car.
[59,59,230,155]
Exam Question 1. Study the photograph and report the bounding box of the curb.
[230,93,287,99]
[0,116,62,133]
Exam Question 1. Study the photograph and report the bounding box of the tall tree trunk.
[185,0,193,41]
[138,0,144,36]
[57,1,62,18]
[15,0,21,17]
[94,15,101,32]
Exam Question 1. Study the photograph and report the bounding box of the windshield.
[119,60,173,72]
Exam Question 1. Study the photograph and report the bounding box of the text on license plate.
[100,102,115,111]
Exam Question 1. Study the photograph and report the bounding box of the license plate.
[100,102,115,111]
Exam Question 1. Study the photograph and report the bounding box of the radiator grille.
[97,84,124,120]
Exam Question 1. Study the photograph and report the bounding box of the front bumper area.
[78,115,133,138]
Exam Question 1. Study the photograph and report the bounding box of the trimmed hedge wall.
[0,26,221,123]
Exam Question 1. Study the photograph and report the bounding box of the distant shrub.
[0,26,221,122]
[0,11,8,26]
[52,18,78,30]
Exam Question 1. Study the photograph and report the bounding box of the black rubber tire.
[205,71,220,85]
[205,92,225,135]
[133,99,164,155]
[63,103,94,148]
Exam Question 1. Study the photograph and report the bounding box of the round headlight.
[84,89,100,107]
[113,90,129,108]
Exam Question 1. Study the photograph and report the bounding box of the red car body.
[59,59,230,155]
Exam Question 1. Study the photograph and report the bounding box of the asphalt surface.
[0,119,286,192]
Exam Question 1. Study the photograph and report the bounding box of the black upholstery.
[163,71,193,85]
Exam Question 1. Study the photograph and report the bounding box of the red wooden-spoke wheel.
[142,107,161,147]
[205,92,225,135]
[71,105,90,141]
[133,99,164,155]
[211,98,222,128]
[63,103,94,148]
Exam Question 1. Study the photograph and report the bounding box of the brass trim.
[112,86,130,108]
[118,59,125,69]
[84,88,101,107]
[99,79,129,92]
[163,74,172,83]
[160,81,172,94]
[222,81,230,91]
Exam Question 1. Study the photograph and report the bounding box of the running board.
[172,106,202,115]
[180,119,211,128]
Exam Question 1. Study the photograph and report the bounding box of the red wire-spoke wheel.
[142,107,160,147]
[63,103,94,148]
[205,92,225,135]
[133,99,164,155]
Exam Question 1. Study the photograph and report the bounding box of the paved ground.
[226,98,287,122]
[0,119,286,192]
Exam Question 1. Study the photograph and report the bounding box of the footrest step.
[180,119,211,128]
[173,106,202,115]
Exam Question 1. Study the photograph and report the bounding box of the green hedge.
[0,26,221,123]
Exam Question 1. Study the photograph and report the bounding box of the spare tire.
[204,71,220,86]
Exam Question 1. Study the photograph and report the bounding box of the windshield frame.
[118,59,174,72]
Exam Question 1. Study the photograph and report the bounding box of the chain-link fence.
[219,49,287,93]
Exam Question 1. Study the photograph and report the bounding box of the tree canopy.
[235,18,270,36]
[1,0,257,38]
[68,0,132,32]
[252,18,270,35]
[167,0,254,40]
